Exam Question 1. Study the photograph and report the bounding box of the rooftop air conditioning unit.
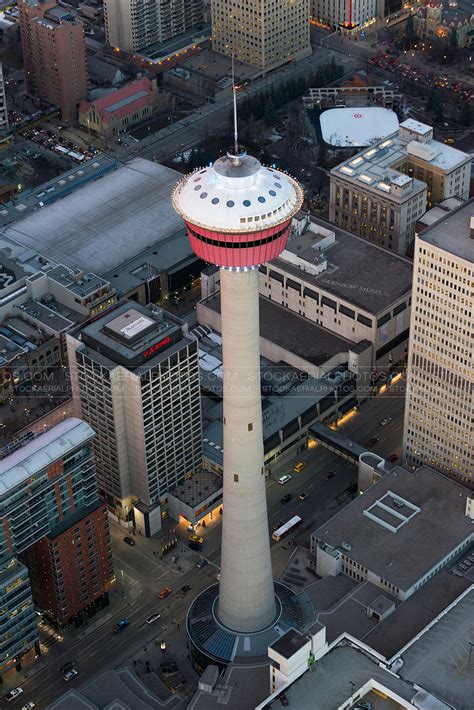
[341,541,352,552]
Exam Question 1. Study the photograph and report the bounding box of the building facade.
[329,119,471,255]
[311,0,377,29]
[18,0,88,122]
[79,77,167,136]
[211,0,311,69]
[21,501,113,626]
[67,302,202,526]
[403,201,473,487]
[0,63,8,134]
[0,419,111,674]
[104,0,204,52]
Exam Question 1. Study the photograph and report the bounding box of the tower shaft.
[218,267,276,632]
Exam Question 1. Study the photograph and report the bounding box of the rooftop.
[320,107,399,147]
[419,198,474,263]
[200,293,354,366]
[278,215,413,314]
[2,158,184,274]
[0,418,95,496]
[80,78,155,122]
[76,301,191,371]
[311,465,473,591]
[269,628,309,659]
[331,121,470,194]
[169,470,222,506]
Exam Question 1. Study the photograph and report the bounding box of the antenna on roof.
[232,55,238,156]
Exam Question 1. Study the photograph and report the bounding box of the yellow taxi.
[293,461,307,473]
[189,534,204,545]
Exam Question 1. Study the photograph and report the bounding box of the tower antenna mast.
[232,55,238,155]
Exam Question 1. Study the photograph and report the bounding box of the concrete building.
[79,77,168,137]
[21,500,113,626]
[329,119,471,254]
[403,201,474,487]
[311,0,377,31]
[211,0,311,69]
[259,213,413,370]
[67,301,202,530]
[310,464,473,601]
[0,419,110,675]
[0,63,8,134]
[173,133,313,665]
[18,0,88,121]
[104,0,204,52]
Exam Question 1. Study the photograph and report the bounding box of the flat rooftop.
[311,465,473,591]
[419,198,474,263]
[2,158,184,274]
[278,215,413,314]
[77,301,191,371]
[200,293,353,366]
[269,628,309,659]
[399,587,474,710]
[169,470,221,506]
[0,418,94,496]
[278,644,416,710]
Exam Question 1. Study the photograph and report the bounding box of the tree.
[449,27,458,50]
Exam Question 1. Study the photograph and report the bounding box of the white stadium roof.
[320,107,399,148]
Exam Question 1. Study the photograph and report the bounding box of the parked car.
[324,470,336,480]
[299,492,308,501]
[367,437,379,447]
[64,669,78,682]
[386,454,398,463]
[123,536,135,546]
[189,534,204,544]
[159,587,172,599]
[380,417,392,426]
[181,584,192,594]
[21,703,35,710]
[4,688,23,702]
[278,474,292,485]
[196,558,208,569]
[293,461,307,473]
[146,612,161,624]
[279,694,289,707]
[280,494,292,504]
[188,541,202,552]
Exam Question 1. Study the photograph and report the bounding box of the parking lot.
[20,126,100,164]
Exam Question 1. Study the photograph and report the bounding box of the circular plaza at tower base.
[186,582,315,673]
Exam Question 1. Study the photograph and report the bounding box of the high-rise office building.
[104,0,204,52]
[403,200,474,487]
[211,0,311,69]
[18,0,88,121]
[67,301,202,531]
[0,419,112,676]
[0,63,8,133]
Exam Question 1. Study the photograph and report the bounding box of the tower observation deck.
[172,145,311,671]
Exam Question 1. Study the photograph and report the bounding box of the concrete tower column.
[217,266,276,633]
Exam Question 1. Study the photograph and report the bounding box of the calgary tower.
[173,92,308,668]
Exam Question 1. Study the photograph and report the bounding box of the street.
[3,373,406,706]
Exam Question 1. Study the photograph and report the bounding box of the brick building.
[18,0,88,121]
[21,501,113,626]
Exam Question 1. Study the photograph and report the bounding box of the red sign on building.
[143,335,171,359]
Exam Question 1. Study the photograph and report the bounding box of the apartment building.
[211,0,311,69]
[329,119,471,255]
[67,302,202,530]
[18,0,88,121]
[21,501,113,625]
[104,0,204,52]
[0,419,111,674]
[311,0,377,29]
[257,213,413,371]
[403,201,474,487]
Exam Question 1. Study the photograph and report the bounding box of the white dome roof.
[172,151,304,233]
